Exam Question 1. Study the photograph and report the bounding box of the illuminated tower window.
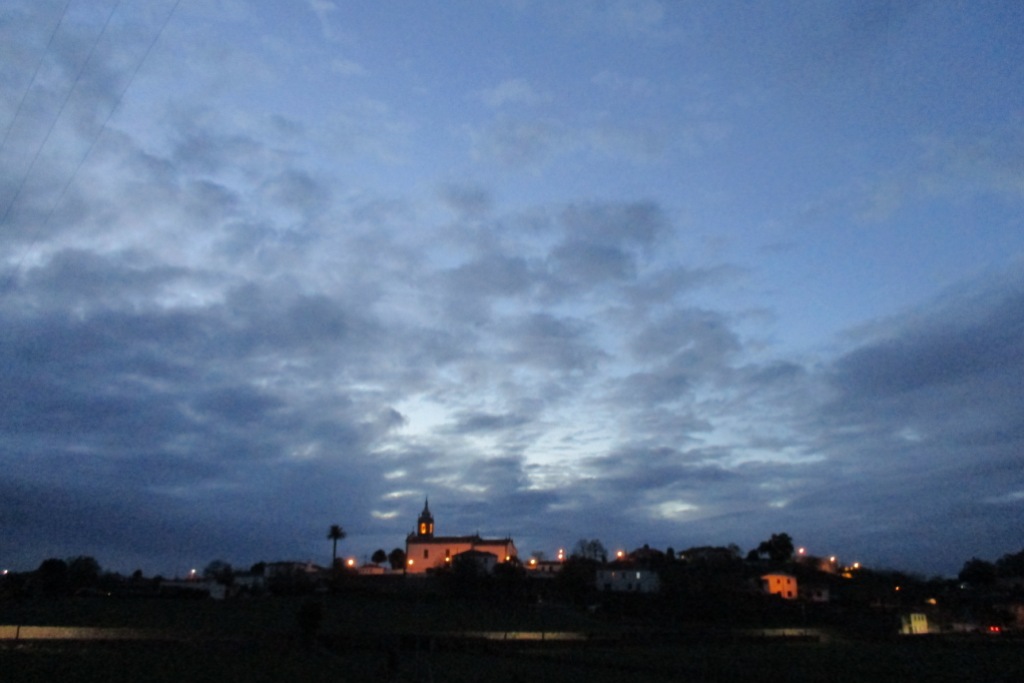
[417,498,434,538]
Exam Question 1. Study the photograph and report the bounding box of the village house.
[761,572,798,599]
[798,582,830,602]
[526,558,564,577]
[403,499,518,575]
[596,561,661,593]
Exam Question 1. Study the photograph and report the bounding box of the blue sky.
[2,0,1023,577]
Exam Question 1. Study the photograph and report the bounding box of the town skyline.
[6,496,1019,582]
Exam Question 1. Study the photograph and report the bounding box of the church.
[404,499,518,574]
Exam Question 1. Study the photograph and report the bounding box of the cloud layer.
[1,0,1022,576]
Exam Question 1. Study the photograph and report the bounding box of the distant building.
[404,499,517,575]
[453,549,499,574]
[596,564,661,593]
[799,583,830,603]
[762,573,798,599]
[264,561,323,578]
[526,558,563,577]
[900,613,929,635]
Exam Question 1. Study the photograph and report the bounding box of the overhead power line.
[1,0,182,288]
[0,0,122,232]
[0,0,74,158]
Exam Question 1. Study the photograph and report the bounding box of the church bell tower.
[417,498,434,538]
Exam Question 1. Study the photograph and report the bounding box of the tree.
[996,549,1024,578]
[387,547,406,570]
[959,557,997,586]
[371,549,388,565]
[572,538,608,563]
[203,560,234,586]
[67,556,101,592]
[754,533,795,563]
[327,524,346,566]
[35,558,69,596]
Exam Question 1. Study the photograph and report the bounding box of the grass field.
[4,638,1023,683]
[2,594,1023,682]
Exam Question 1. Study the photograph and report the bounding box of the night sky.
[2,1,1023,578]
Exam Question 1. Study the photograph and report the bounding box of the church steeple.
[417,497,434,538]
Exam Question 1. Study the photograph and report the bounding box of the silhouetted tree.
[327,524,346,566]
[203,560,234,586]
[554,555,599,604]
[67,556,101,592]
[754,533,795,562]
[371,549,388,565]
[572,538,608,563]
[387,547,406,570]
[35,558,69,596]
[996,549,1024,578]
[959,557,997,586]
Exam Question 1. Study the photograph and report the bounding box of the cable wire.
[0,0,75,158]
[0,0,122,232]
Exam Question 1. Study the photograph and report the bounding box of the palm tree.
[327,524,346,567]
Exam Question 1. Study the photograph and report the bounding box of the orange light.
[407,559,414,566]
[616,550,625,559]
[346,558,355,567]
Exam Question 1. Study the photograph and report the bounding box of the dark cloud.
[439,184,492,217]
[789,277,1024,571]
[559,201,667,248]
[500,312,606,373]
[630,308,740,362]
[446,411,532,435]
[475,118,564,167]
[550,241,636,283]
[824,282,1024,440]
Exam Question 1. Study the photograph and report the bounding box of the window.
[423,549,428,559]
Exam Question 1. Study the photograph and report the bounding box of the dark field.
[2,595,1022,682]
